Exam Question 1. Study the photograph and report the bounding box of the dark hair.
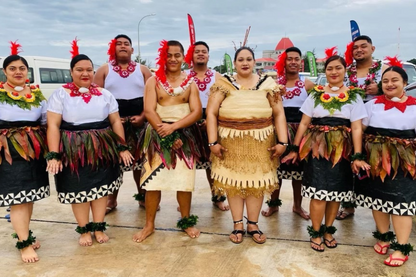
[285,47,302,57]
[194,41,209,52]
[382,66,408,84]
[70,54,93,70]
[167,40,184,54]
[324,55,346,70]
[234,47,255,62]
[115,34,132,45]
[3,55,29,69]
[353,35,372,44]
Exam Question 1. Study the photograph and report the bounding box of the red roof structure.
[275,37,294,51]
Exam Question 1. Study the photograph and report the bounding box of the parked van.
[0,56,72,98]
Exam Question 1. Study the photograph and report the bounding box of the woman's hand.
[210,143,227,159]
[156,123,175,137]
[268,144,286,159]
[46,160,63,175]
[119,150,134,166]
[172,138,183,151]
[351,160,371,174]
[281,151,298,164]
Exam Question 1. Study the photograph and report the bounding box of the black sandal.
[323,225,338,249]
[230,219,245,244]
[307,225,325,252]
[244,216,266,244]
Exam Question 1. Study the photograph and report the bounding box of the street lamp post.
[137,13,156,62]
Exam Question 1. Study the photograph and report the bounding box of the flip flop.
[384,254,409,267]
[105,206,116,215]
[324,238,338,249]
[310,239,325,252]
[336,210,354,220]
[374,242,390,255]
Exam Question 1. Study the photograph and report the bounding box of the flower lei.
[279,77,305,100]
[157,73,194,96]
[310,85,365,115]
[0,81,45,110]
[347,60,381,90]
[111,60,136,78]
[63,82,102,103]
[190,69,213,92]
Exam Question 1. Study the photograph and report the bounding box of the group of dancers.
[0,34,414,267]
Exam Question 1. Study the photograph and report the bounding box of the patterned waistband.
[218,116,273,130]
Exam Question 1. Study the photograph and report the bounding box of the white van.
[0,56,72,98]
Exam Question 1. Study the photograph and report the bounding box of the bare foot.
[183,226,200,239]
[32,240,41,250]
[20,246,39,263]
[94,231,109,244]
[293,207,310,220]
[261,206,279,217]
[133,225,155,243]
[78,232,93,246]
[213,201,230,211]
[336,208,355,220]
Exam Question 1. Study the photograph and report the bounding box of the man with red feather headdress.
[261,47,314,220]
[184,41,229,211]
[94,34,152,214]
[133,40,205,243]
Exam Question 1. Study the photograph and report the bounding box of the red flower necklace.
[63,82,102,103]
[157,73,194,96]
[190,69,213,92]
[347,60,381,90]
[278,76,305,100]
[374,94,416,113]
[111,60,136,78]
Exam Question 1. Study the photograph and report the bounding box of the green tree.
[134,55,153,68]
[213,64,227,74]
[407,58,416,65]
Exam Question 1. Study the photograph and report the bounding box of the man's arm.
[305,79,315,91]
[144,76,163,130]
[141,64,153,83]
[93,64,108,87]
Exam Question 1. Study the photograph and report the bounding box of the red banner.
[187,14,196,45]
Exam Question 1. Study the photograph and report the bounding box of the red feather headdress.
[107,39,117,62]
[184,44,195,68]
[70,37,79,58]
[384,56,403,68]
[274,52,287,77]
[10,40,22,55]
[344,42,354,67]
[324,46,338,60]
[155,40,169,83]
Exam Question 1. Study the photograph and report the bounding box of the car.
[315,73,326,86]
[405,81,416,97]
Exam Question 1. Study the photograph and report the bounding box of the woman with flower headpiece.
[206,47,287,244]
[46,38,133,246]
[283,48,369,252]
[354,58,415,267]
[133,40,205,243]
[0,41,49,263]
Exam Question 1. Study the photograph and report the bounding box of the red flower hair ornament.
[324,46,338,60]
[155,40,169,84]
[384,56,403,68]
[10,40,22,55]
[70,37,79,58]
[344,42,354,67]
[274,51,287,77]
[184,44,195,68]
[107,39,117,62]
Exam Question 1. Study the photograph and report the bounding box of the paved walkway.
[1,171,415,277]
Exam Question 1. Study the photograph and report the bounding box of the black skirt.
[0,120,49,207]
[55,120,122,204]
[301,118,353,202]
[354,127,416,215]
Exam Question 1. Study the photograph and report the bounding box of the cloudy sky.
[1,0,415,68]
